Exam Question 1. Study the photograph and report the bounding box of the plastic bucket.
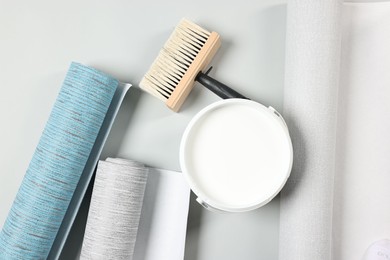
[180,99,293,212]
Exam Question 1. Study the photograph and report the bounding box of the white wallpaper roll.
[132,167,191,260]
[80,159,148,260]
[279,0,342,259]
[333,3,390,259]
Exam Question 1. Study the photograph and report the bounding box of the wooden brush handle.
[196,71,248,100]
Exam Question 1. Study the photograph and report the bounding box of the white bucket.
[180,99,293,212]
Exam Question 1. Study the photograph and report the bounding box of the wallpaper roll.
[80,159,148,260]
[333,3,390,259]
[279,1,342,259]
[0,62,118,259]
[133,167,191,260]
[47,83,131,259]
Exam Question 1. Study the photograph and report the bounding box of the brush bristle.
[140,19,212,102]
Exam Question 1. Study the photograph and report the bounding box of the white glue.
[180,99,293,212]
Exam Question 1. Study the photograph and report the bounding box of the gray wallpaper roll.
[80,159,148,260]
[279,0,342,259]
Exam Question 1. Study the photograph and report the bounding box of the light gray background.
[0,1,287,259]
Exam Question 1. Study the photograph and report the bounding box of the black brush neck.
[196,71,249,100]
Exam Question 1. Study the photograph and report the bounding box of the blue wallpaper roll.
[0,62,118,259]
